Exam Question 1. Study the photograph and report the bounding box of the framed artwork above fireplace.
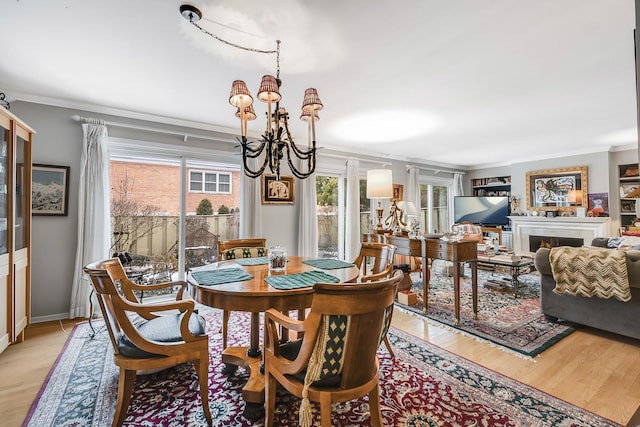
[525,166,587,212]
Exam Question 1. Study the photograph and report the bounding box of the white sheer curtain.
[453,172,465,196]
[406,166,421,228]
[240,158,262,238]
[344,160,360,262]
[70,122,110,318]
[297,170,318,258]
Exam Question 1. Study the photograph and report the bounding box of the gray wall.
[9,101,638,322]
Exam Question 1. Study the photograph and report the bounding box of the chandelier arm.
[289,139,316,157]
[241,139,270,178]
[284,143,316,179]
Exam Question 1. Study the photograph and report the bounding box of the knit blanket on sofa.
[549,246,631,302]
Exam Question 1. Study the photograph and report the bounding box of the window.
[420,179,452,234]
[189,170,231,194]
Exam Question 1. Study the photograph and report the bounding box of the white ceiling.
[0,0,637,169]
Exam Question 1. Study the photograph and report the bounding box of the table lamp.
[366,169,393,233]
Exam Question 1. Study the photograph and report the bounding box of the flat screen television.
[453,196,510,226]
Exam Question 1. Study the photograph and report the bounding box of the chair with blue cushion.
[83,258,212,427]
[263,270,402,427]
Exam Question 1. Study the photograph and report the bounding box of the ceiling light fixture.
[180,4,322,181]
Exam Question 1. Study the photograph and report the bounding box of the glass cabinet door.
[14,134,26,251]
[0,127,8,255]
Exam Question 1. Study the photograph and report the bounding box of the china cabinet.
[0,107,33,354]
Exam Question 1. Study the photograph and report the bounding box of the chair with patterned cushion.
[217,238,267,348]
[218,238,267,261]
[263,271,401,427]
[83,258,212,427]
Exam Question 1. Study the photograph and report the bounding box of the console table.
[422,238,478,325]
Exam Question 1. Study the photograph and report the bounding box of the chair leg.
[383,336,395,358]
[320,393,332,427]
[222,309,230,348]
[264,371,277,427]
[368,384,383,427]
[194,359,212,426]
[114,368,136,427]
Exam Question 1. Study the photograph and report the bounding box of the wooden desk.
[422,238,478,326]
[189,257,359,419]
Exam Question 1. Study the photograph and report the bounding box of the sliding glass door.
[109,148,240,281]
[420,179,452,234]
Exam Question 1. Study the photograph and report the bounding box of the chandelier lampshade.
[229,80,253,108]
[257,75,282,103]
[235,104,257,121]
[301,88,323,112]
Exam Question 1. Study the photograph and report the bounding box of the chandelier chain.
[186,18,277,55]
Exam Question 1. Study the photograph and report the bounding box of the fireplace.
[529,235,583,251]
[509,216,611,254]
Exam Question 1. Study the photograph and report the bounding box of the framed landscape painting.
[32,164,70,216]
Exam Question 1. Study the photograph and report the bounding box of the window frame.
[188,169,232,194]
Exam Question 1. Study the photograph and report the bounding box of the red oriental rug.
[24,308,618,426]
[397,268,574,357]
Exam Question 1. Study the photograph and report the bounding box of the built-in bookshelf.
[618,163,639,227]
[471,176,511,197]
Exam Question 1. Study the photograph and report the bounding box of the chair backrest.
[218,238,267,260]
[302,272,401,389]
[83,259,132,356]
[452,222,483,242]
[352,242,396,281]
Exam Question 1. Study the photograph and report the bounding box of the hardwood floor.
[1,312,639,426]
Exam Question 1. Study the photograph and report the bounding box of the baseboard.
[31,313,72,323]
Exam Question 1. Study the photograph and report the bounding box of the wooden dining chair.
[216,237,267,349]
[350,241,397,282]
[83,258,212,427]
[263,271,402,427]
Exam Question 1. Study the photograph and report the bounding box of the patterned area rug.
[398,268,574,357]
[23,309,619,426]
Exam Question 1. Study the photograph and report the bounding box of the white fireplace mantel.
[509,216,611,253]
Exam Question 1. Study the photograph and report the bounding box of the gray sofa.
[534,238,640,340]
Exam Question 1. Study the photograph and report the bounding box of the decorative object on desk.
[261,174,295,204]
[32,164,70,216]
[525,166,587,212]
[180,5,320,181]
[441,231,463,241]
[268,245,287,272]
[398,270,574,357]
[397,200,420,237]
[587,192,609,217]
[25,311,619,426]
[509,195,521,215]
[366,169,393,232]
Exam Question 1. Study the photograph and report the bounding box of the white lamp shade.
[366,169,393,199]
[397,200,419,216]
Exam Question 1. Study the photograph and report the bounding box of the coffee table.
[477,254,534,297]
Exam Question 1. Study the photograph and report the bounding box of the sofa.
[534,238,640,340]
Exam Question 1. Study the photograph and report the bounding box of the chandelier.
[180,4,322,181]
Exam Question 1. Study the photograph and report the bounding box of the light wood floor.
[1,312,639,426]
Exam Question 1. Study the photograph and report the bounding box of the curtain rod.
[408,164,465,175]
[319,152,391,166]
[71,115,230,143]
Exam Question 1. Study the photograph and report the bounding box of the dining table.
[188,255,359,419]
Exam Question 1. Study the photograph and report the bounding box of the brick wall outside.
[110,161,241,215]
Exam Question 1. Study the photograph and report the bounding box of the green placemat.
[265,270,340,290]
[235,256,270,266]
[302,259,356,269]
[191,268,253,286]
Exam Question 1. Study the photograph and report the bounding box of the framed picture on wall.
[32,164,70,216]
[525,166,587,212]
[261,174,295,204]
